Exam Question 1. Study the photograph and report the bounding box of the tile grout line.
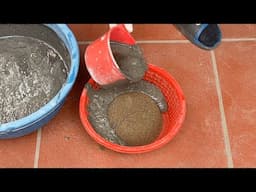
[77,40,191,45]
[136,40,190,44]
[222,38,256,42]
[210,50,234,168]
[33,128,42,168]
[78,38,256,45]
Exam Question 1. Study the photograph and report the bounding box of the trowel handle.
[109,24,133,33]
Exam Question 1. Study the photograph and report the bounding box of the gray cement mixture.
[86,80,167,145]
[0,36,69,123]
[110,41,148,82]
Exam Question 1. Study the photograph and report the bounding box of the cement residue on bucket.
[0,36,69,124]
[110,41,148,82]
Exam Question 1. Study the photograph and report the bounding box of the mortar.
[0,24,79,139]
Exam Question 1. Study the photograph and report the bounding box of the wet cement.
[0,36,69,123]
[110,41,148,82]
[86,80,167,145]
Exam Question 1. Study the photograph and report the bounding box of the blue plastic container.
[0,24,79,139]
[175,24,222,50]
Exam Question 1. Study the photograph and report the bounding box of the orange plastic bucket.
[79,64,186,154]
[84,24,136,87]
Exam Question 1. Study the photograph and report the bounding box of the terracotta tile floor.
[0,24,255,168]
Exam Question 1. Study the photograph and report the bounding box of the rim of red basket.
[79,64,186,154]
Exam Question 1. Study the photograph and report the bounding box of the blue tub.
[0,24,80,139]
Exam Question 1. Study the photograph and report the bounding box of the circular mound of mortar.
[108,92,163,146]
[0,24,79,139]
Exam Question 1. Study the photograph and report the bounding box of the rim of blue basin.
[0,24,80,135]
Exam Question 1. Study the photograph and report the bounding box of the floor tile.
[214,41,256,167]
[39,43,227,167]
[220,24,256,38]
[68,24,186,42]
[77,44,90,81]
[38,44,90,167]
[68,24,256,42]
[132,24,186,40]
[68,24,108,41]
[0,133,37,168]
[138,43,228,167]
[5,24,256,168]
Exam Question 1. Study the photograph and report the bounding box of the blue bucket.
[0,24,79,139]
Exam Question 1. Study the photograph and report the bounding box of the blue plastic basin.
[0,24,79,139]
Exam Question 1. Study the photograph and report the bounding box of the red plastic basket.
[79,64,186,154]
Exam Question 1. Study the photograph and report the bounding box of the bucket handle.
[109,24,133,33]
